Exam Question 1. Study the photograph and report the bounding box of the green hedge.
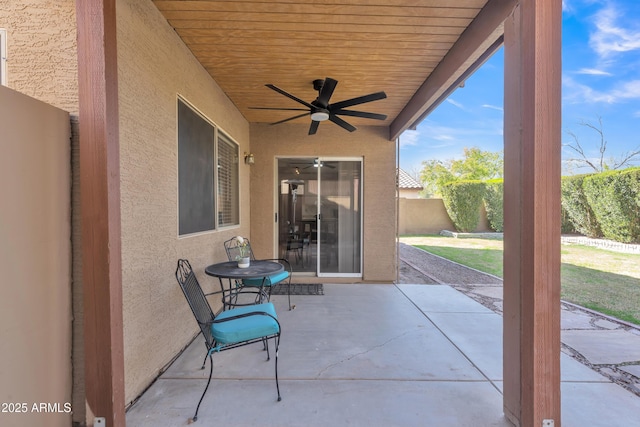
[483,179,503,232]
[561,206,576,234]
[560,174,601,237]
[435,168,639,242]
[441,180,485,232]
[582,167,640,243]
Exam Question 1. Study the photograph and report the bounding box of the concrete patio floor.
[126,284,640,426]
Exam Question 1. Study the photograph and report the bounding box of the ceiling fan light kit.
[251,77,387,135]
[310,110,330,122]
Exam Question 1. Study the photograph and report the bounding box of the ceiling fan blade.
[333,109,387,120]
[250,107,309,111]
[315,78,338,108]
[329,113,356,132]
[308,120,320,135]
[266,84,316,109]
[329,91,387,110]
[270,112,310,125]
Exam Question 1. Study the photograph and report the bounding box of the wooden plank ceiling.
[153,0,490,135]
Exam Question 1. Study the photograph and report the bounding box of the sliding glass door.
[277,157,362,277]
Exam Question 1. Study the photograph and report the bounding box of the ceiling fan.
[303,159,334,169]
[251,77,387,135]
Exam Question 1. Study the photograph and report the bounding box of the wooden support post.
[503,0,562,426]
[76,0,125,425]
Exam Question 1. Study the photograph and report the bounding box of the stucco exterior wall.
[116,0,251,404]
[0,0,78,113]
[0,86,72,427]
[399,198,456,234]
[250,123,397,282]
[399,198,491,235]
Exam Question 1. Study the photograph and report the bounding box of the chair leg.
[274,334,282,401]
[200,339,208,369]
[191,353,213,423]
[264,337,270,359]
[200,353,207,370]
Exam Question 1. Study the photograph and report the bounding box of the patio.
[126,284,640,427]
[3,1,572,425]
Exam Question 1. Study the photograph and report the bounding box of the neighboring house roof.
[397,168,423,190]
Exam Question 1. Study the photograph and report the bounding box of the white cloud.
[416,120,503,145]
[428,142,457,149]
[563,74,616,103]
[446,99,464,109]
[563,74,640,104]
[590,5,640,58]
[399,130,419,148]
[432,134,454,142]
[576,68,613,76]
[611,80,640,100]
[563,0,598,16]
[482,104,504,111]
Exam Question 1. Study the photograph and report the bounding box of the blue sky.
[399,0,640,176]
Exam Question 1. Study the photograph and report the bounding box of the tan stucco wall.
[399,198,491,235]
[0,86,72,427]
[250,123,397,282]
[0,0,78,112]
[399,198,456,234]
[116,0,251,404]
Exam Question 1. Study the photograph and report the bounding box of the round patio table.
[205,260,284,309]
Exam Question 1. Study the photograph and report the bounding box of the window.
[0,29,6,86]
[217,132,239,227]
[177,98,240,236]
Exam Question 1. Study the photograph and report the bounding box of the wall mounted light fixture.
[244,152,255,165]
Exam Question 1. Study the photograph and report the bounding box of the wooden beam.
[177,28,462,44]
[163,11,474,28]
[503,0,562,426]
[76,0,125,426]
[389,0,517,141]
[168,19,467,35]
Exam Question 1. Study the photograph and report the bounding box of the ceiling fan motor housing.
[313,79,325,92]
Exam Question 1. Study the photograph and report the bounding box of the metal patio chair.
[224,237,293,310]
[175,259,282,423]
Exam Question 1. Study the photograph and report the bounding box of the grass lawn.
[401,235,640,325]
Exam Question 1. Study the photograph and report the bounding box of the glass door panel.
[318,160,362,276]
[277,158,317,274]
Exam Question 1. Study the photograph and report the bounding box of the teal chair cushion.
[212,302,279,345]
[242,270,289,287]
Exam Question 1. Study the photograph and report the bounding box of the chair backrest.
[175,259,215,349]
[224,236,256,261]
